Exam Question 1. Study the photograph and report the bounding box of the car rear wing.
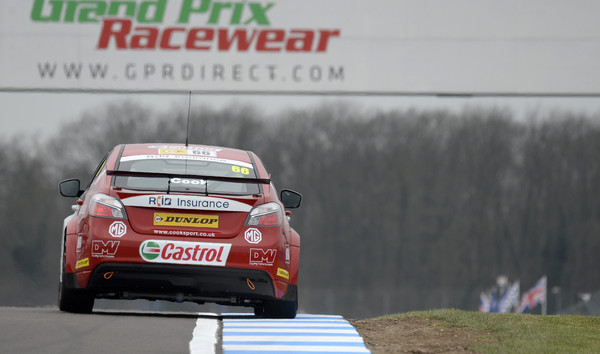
[106,170,271,184]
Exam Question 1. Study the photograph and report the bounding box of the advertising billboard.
[1,0,600,95]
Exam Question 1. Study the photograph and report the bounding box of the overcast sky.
[1,92,599,140]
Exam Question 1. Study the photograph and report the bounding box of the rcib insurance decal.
[154,212,219,228]
[122,195,252,212]
[139,240,231,266]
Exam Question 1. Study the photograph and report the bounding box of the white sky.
[1,92,599,139]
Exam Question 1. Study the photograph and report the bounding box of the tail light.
[89,193,127,219]
[245,202,282,226]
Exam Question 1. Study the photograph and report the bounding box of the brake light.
[245,202,282,226]
[91,203,114,217]
[89,193,127,219]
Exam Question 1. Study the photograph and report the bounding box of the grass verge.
[397,309,600,353]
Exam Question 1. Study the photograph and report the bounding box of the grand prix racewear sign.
[2,0,342,92]
[1,0,600,94]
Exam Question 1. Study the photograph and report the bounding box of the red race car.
[58,144,302,318]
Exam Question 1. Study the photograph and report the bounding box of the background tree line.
[1,101,599,318]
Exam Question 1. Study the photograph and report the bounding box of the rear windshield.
[113,156,260,195]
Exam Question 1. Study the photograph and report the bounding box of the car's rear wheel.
[58,280,94,313]
[58,241,94,314]
[255,298,298,319]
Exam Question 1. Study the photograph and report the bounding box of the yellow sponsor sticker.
[153,213,219,228]
[159,148,187,155]
[76,258,89,269]
[277,268,289,280]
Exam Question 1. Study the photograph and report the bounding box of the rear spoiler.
[106,170,271,184]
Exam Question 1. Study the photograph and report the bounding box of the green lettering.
[138,0,166,23]
[177,0,210,23]
[208,2,231,24]
[63,1,106,23]
[31,0,63,22]
[245,3,274,26]
[230,2,243,25]
[108,1,136,17]
[80,2,107,23]
[64,1,76,22]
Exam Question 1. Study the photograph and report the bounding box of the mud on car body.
[58,144,302,318]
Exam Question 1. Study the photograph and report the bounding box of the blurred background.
[0,99,599,317]
[1,0,600,317]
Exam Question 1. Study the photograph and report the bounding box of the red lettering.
[192,245,202,260]
[256,30,284,52]
[130,27,158,49]
[160,27,185,50]
[216,246,224,262]
[316,30,340,52]
[286,30,314,52]
[186,28,214,50]
[172,246,184,260]
[198,248,208,261]
[97,18,132,49]
[97,22,339,52]
[218,28,257,51]
[162,243,175,259]
[205,249,217,262]
[183,247,193,261]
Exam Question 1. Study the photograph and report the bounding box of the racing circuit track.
[0,307,370,353]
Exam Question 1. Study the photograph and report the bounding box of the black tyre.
[258,298,298,319]
[58,279,94,314]
[58,241,94,314]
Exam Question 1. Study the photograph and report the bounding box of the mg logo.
[109,221,127,238]
[244,228,262,244]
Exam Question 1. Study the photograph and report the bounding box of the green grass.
[395,309,600,353]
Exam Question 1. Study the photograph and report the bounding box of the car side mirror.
[59,179,83,198]
[281,189,302,209]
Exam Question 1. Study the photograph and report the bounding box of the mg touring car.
[58,144,302,318]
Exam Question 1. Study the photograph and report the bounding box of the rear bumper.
[85,263,278,305]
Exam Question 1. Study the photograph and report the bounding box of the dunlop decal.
[154,213,219,228]
[276,267,289,280]
[76,257,89,269]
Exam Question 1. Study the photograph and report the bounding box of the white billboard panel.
[1,0,600,94]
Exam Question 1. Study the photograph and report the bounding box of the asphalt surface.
[0,306,206,353]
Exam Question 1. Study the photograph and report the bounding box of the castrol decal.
[139,240,231,266]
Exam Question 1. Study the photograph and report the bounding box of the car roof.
[120,143,254,163]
